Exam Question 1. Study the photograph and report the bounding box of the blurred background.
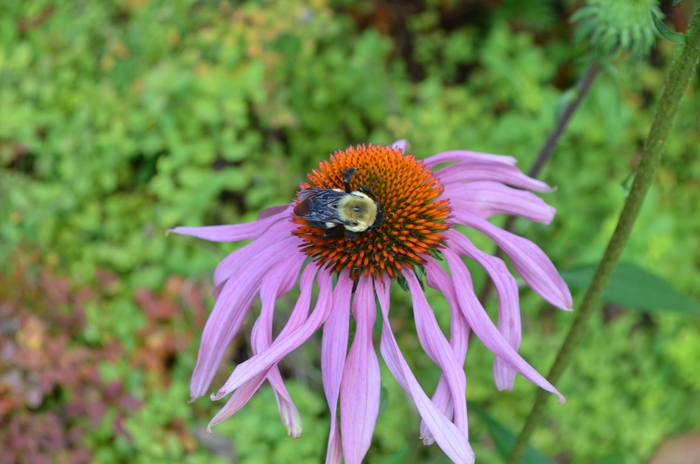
[1,0,700,463]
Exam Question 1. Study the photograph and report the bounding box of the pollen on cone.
[292,144,451,280]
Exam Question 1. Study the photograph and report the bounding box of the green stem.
[507,8,700,464]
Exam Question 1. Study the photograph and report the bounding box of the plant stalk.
[507,8,700,464]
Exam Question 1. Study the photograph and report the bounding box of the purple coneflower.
[170,141,571,464]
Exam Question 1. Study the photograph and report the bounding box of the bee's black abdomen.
[294,188,346,226]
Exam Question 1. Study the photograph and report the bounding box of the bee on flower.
[170,141,572,464]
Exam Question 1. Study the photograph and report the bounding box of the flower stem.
[527,62,601,180]
[478,61,600,305]
[507,8,700,464]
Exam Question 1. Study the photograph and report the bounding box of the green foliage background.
[1,0,699,463]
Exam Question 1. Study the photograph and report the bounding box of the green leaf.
[429,248,444,261]
[396,276,409,292]
[560,262,700,314]
[651,12,686,44]
[470,404,554,464]
[621,169,637,197]
[413,264,426,290]
[673,0,682,5]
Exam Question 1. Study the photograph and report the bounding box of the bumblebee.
[293,168,385,239]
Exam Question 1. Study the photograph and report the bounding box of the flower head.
[293,144,450,279]
[572,0,661,60]
[170,142,572,464]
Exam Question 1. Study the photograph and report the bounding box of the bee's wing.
[294,188,345,225]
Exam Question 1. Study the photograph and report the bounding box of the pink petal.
[444,181,556,224]
[255,253,307,348]
[213,220,298,288]
[322,270,354,464]
[440,249,565,404]
[446,230,521,391]
[375,278,476,464]
[403,269,469,438]
[212,264,316,400]
[208,253,307,433]
[207,373,268,429]
[190,241,299,399]
[169,205,292,242]
[420,263,472,444]
[391,139,407,152]
[268,369,303,438]
[258,204,291,220]
[213,266,334,400]
[340,276,381,464]
[253,252,308,437]
[435,161,553,193]
[424,150,518,168]
[212,281,227,300]
[449,211,573,310]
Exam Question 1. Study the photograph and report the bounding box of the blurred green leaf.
[621,169,637,197]
[471,404,554,464]
[561,262,700,314]
[595,455,625,464]
[385,447,411,464]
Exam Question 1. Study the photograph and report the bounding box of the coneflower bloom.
[170,141,572,464]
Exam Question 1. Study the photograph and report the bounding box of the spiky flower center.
[292,144,451,280]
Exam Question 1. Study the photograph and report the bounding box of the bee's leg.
[357,186,377,198]
[341,168,357,193]
[372,204,385,230]
[319,226,342,240]
[343,229,358,240]
[309,221,328,229]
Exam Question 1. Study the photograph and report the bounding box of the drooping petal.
[420,263,472,444]
[423,150,518,168]
[439,250,566,404]
[253,252,307,436]
[169,205,292,242]
[207,375,267,430]
[435,161,553,193]
[375,278,476,464]
[445,230,521,391]
[322,270,353,464]
[211,264,316,401]
[256,254,307,342]
[213,266,334,400]
[444,181,556,224]
[403,268,469,438]
[190,240,299,399]
[340,276,381,464]
[450,210,573,311]
[213,220,298,289]
[207,252,307,433]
